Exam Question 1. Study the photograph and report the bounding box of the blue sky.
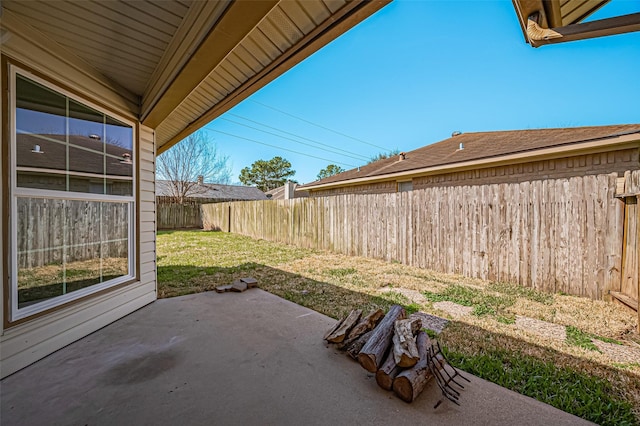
[201,0,640,185]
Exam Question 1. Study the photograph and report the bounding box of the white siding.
[0,23,157,378]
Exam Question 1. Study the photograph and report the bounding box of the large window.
[9,67,135,321]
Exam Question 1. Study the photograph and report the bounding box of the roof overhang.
[153,0,391,154]
[302,132,640,191]
[512,0,640,47]
[1,0,391,153]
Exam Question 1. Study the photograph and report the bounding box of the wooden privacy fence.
[157,203,202,229]
[203,172,637,301]
[17,198,129,268]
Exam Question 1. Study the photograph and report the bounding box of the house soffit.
[153,0,392,153]
[1,0,219,97]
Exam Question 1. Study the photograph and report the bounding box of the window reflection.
[15,75,133,195]
[17,197,130,308]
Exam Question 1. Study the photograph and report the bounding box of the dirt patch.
[433,301,473,318]
[410,312,449,334]
[591,339,640,364]
[515,316,567,341]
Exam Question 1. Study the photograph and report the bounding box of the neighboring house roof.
[17,133,133,177]
[157,180,267,201]
[265,183,309,200]
[301,124,640,190]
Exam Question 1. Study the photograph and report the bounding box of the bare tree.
[157,131,232,203]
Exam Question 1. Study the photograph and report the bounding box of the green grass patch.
[444,349,637,426]
[566,326,600,352]
[423,285,514,318]
[593,335,624,345]
[496,314,516,325]
[423,328,438,339]
[487,281,555,305]
[325,267,358,277]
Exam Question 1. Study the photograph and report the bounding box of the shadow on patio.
[0,265,602,425]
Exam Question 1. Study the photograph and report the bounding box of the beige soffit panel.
[142,0,280,129]
[2,0,194,95]
[142,1,232,119]
[559,0,610,26]
[155,0,391,153]
[0,8,139,116]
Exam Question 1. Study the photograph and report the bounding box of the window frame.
[398,180,413,192]
[8,65,137,322]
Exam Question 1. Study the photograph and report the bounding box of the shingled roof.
[156,180,267,201]
[302,124,640,189]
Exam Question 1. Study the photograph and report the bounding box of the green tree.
[367,149,401,164]
[317,164,345,180]
[239,156,296,191]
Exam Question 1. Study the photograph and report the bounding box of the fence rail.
[202,172,632,300]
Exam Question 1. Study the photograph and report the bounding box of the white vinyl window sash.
[9,66,136,322]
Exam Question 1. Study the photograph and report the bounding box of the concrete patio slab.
[1,290,592,426]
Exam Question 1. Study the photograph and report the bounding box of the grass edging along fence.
[202,172,635,302]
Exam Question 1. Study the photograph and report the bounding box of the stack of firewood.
[324,305,465,404]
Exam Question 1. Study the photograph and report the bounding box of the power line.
[249,99,389,151]
[226,113,370,161]
[226,112,369,161]
[202,127,358,168]
[221,116,370,162]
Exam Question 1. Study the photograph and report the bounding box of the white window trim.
[9,65,137,322]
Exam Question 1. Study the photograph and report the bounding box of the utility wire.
[221,117,369,162]
[202,127,358,168]
[226,113,370,161]
[249,99,389,151]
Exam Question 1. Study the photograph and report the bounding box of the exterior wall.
[414,148,639,190]
[0,16,157,378]
[308,148,639,196]
[311,180,397,197]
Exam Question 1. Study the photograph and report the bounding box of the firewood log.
[323,318,345,341]
[338,309,385,349]
[346,330,372,360]
[358,305,406,373]
[392,318,422,367]
[326,309,362,343]
[376,349,402,390]
[347,309,385,341]
[392,331,432,403]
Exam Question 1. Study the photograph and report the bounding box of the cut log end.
[376,349,402,390]
[392,376,414,403]
[357,353,379,373]
[376,370,394,391]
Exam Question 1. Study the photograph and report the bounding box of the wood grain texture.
[392,331,432,403]
[358,305,406,373]
[201,172,630,301]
